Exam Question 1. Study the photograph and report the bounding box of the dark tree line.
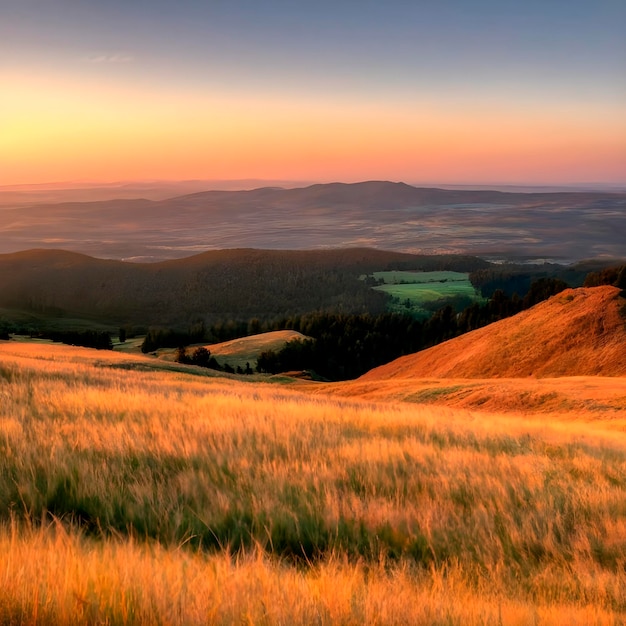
[141,319,270,353]
[583,265,626,291]
[175,346,221,369]
[257,313,423,380]
[174,345,253,375]
[257,277,570,380]
[141,327,204,353]
[41,330,113,350]
[469,264,591,299]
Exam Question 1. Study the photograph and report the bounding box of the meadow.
[157,330,308,372]
[1,341,625,624]
[369,270,484,317]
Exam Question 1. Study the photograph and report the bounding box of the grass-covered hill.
[157,329,308,371]
[363,285,626,380]
[0,247,489,329]
[1,340,625,624]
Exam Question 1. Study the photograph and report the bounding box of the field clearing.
[368,270,484,316]
[114,335,146,352]
[1,341,626,624]
[372,270,472,283]
[374,281,480,302]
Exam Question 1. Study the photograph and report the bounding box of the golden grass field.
[1,340,625,625]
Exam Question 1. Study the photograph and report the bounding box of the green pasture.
[372,270,471,284]
[366,271,485,317]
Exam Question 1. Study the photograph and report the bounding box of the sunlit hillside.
[158,329,308,370]
[304,285,626,417]
[313,373,626,422]
[363,286,626,379]
[1,340,625,624]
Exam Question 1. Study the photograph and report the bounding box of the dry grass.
[312,375,626,426]
[363,286,626,379]
[156,329,307,370]
[1,341,626,624]
[2,522,622,626]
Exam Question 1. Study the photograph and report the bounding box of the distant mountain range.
[0,179,312,206]
[1,181,625,262]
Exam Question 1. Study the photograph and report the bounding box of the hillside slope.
[0,247,485,327]
[157,330,307,370]
[363,286,626,379]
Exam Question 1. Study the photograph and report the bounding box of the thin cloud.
[84,54,134,64]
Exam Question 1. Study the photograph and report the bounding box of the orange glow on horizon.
[2,71,625,186]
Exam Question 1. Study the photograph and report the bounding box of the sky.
[1,0,625,186]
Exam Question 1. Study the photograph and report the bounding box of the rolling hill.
[157,329,307,370]
[362,285,626,379]
[0,247,487,328]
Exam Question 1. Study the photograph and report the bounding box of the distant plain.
[2,181,625,262]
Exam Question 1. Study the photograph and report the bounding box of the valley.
[1,183,625,625]
[1,280,626,624]
[1,182,625,262]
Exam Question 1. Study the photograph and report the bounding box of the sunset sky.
[1,0,625,186]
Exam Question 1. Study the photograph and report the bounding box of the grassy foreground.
[1,342,625,624]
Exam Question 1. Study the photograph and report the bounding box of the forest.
[4,261,624,382]
[255,277,570,380]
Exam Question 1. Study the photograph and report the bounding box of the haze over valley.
[1,181,625,263]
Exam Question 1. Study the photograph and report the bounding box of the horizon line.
[2,178,626,193]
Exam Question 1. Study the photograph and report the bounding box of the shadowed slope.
[363,286,626,379]
[0,247,483,326]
